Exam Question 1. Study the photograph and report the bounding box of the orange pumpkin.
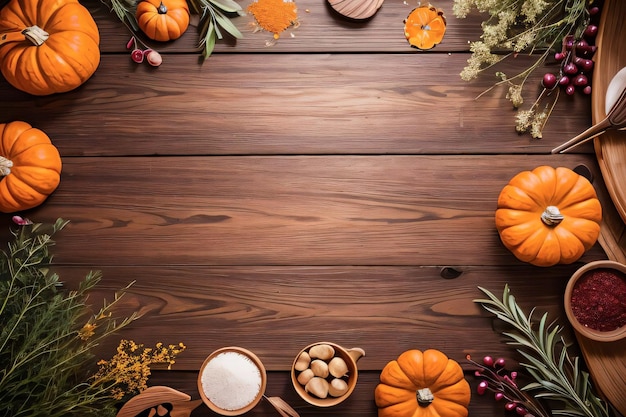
[136,0,190,42]
[0,0,100,96]
[495,166,602,267]
[404,5,447,50]
[0,121,62,213]
[375,349,471,417]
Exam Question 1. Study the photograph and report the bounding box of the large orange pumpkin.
[495,166,602,267]
[136,0,190,42]
[0,0,100,96]
[404,5,447,50]
[375,349,471,417]
[0,121,62,213]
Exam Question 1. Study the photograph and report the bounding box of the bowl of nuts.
[291,342,365,407]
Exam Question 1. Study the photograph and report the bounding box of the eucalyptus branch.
[189,0,244,58]
[475,285,609,417]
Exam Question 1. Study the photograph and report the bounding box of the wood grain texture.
[0,53,592,156]
[0,0,622,415]
[10,155,606,266]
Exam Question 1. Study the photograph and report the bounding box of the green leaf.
[203,21,217,58]
[209,0,243,13]
[214,9,244,39]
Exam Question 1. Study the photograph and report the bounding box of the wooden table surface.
[2,1,625,416]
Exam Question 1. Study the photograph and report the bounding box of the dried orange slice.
[404,5,446,50]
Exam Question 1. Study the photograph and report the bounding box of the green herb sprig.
[475,285,609,417]
[0,219,139,417]
[101,0,244,59]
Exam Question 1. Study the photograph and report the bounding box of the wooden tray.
[578,0,626,415]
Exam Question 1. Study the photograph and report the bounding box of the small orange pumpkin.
[0,0,100,96]
[375,349,471,417]
[0,121,62,213]
[136,0,190,42]
[404,5,447,50]
[495,166,602,267]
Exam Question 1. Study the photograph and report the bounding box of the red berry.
[131,48,144,64]
[584,25,598,38]
[505,402,517,412]
[554,52,565,61]
[583,86,592,95]
[579,59,594,72]
[563,63,578,75]
[566,84,576,95]
[589,6,600,15]
[559,75,570,86]
[477,380,488,395]
[494,392,504,401]
[495,357,506,367]
[483,356,494,367]
[516,406,527,416]
[574,74,588,86]
[542,73,558,89]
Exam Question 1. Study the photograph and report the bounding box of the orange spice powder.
[247,0,298,38]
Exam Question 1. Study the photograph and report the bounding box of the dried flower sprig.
[453,0,595,138]
[92,340,187,400]
[474,285,609,417]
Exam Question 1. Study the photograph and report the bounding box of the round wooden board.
[582,0,626,415]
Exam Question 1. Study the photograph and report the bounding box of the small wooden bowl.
[564,260,626,342]
[291,342,364,407]
[197,347,267,416]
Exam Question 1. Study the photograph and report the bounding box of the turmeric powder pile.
[247,0,298,39]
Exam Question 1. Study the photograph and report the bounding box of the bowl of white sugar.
[198,347,267,416]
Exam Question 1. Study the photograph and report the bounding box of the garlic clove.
[305,377,329,399]
[297,368,315,386]
[328,356,348,378]
[294,351,311,371]
[308,344,335,361]
[328,378,349,397]
[310,359,329,378]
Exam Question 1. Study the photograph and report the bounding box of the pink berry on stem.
[589,6,599,15]
[495,357,505,367]
[131,48,144,63]
[516,406,527,416]
[563,63,578,75]
[494,392,505,401]
[566,83,576,95]
[126,36,136,50]
[145,49,163,67]
[477,380,488,395]
[554,52,565,61]
[505,402,517,412]
[559,75,570,86]
[483,356,494,367]
[583,86,592,95]
[580,59,594,72]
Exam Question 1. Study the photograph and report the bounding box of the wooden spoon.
[552,66,626,153]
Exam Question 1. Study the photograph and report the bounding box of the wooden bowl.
[197,347,267,416]
[291,342,364,407]
[564,260,626,342]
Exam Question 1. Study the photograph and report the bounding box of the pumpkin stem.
[0,156,13,177]
[541,205,564,226]
[158,1,168,14]
[416,387,434,406]
[22,25,49,46]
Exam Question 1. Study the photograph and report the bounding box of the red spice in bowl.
[570,268,626,331]
[565,260,626,342]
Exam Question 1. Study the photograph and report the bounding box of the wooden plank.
[90,0,489,54]
[55,264,584,372]
[0,54,592,156]
[6,155,606,267]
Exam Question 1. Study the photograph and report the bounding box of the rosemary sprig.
[475,285,609,417]
[0,219,139,417]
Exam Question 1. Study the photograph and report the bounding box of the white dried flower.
[507,84,524,108]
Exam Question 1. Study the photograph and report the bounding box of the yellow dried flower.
[77,322,97,340]
[91,339,186,400]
